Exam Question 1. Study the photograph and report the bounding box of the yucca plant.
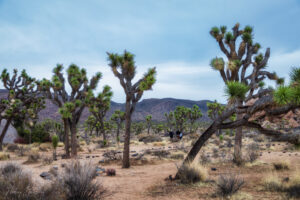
[225,81,249,103]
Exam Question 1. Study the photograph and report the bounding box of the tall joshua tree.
[209,23,278,163]
[107,50,156,168]
[165,111,175,132]
[145,115,152,134]
[187,105,202,134]
[88,85,113,142]
[111,110,125,143]
[38,64,101,157]
[176,25,300,176]
[0,69,45,150]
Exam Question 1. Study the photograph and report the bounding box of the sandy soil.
[1,137,300,200]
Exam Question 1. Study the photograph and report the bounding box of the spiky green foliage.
[52,135,59,149]
[165,111,175,132]
[207,100,225,120]
[225,81,249,102]
[210,57,225,71]
[290,67,300,84]
[258,81,265,88]
[273,86,292,105]
[225,32,233,43]
[174,106,190,132]
[187,105,202,133]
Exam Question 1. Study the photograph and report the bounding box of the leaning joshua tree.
[0,69,45,150]
[88,85,113,142]
[209,23,279,163]
[107,50,156,168]
[110,110,125,143]
[176,24,300,177]
[38,64,102,157]
[145,115,152,134]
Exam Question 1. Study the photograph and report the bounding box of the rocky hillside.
[0,90,212,122]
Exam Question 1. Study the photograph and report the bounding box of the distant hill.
[0,90,212,122]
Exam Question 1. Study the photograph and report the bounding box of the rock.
[40,172,52,180]
[131,153,139,157]
[86,156,90,158]
[53,166,58,170]
[211,168,217,171]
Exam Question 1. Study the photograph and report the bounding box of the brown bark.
[0,118,12,151]
[63,119,70,158]
[122,100,131,168]
[70,122,77,157]
[234,101,243,164]
[175,123,217,178]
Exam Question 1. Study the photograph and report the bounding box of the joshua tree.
[107,50,156,168]
[0,69,45,151]
[187,105,203,134]
[165,111,175,132]
[38,64,102,157]
[207,100,225,135]
[209,23,279,163]
[52,135,59,160]
[88,85,113,142]
[145,115,152,134]
[174,106,190,132]
[153,123,165,134]
[110,110,125,143]
[175,25,300,176]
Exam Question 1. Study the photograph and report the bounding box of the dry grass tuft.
[262,173,282,192]
[177,162,208,184]
[0,152,10,161]
[273,160,290,170]
[153,141,167,146]
[216,174,245,197]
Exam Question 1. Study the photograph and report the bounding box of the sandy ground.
[1,137,300,200]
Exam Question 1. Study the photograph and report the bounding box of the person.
[169,131,174,139]
[179,131,183,140]
[176,130,180,139]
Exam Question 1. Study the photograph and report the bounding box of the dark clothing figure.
[176,130,183,140]
[169,131,174,139]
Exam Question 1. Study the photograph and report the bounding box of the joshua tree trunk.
[100,121,106,141]
[234,100,243,164]
[53,149,57,160]
[70,122,77,157]
[116,123,120,142]
[147,125,150,134]
[63,119,70,158]
[0,118,12,151]
[175,123,217,178]
[123,100,131,168]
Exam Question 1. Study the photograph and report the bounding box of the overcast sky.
[0,0,300,103]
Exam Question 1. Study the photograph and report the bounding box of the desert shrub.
[26,151,40,163]
[262,173,282,192]
[219,134,224,142]
[106,168,116,176]
[216,174,244,197]
[17,145,29,157]
[152,150,170,158]
[0,152,10,161]
[170,152,185,160]
[0,163,34,200]
[253,135,265,143]
[177,162,208,184]
[39,143,52,152]
[284,171,300,198]
[59,161,106,200]
[6,144,19,152]
[42,156,53,165]
[199,153,211,165]
[273,160,290,170]
[212,148,219,158]
[58,142,64,147]
[30,123,51,143]
[0,163,61,200]
[247,143,260,163]
[0,163,22,177]
[138,134,162,143]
